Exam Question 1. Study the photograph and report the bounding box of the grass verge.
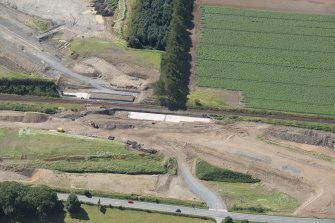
[0,128,173,174]
[26,18,49,32]
[0,71,37,79]
[212,182,299,215]
[70,38,162,70]
[187,89,229,110]
[196,160,260,183]
[0,203,213,223]
[0,101,82,114]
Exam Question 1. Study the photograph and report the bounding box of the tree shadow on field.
[70,207,90,221]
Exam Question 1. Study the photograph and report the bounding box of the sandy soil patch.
[0,111,48,123]
[72,57,145,89]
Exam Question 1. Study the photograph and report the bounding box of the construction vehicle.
[56,128,65,133]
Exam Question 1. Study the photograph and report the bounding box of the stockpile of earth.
[266,127,335,150]
[0,112,48,123]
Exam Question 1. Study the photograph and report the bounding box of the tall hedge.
[0,78,59,97]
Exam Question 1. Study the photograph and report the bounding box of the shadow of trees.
[69,207,90,221]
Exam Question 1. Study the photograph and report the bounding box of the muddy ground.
[0,111,334,218]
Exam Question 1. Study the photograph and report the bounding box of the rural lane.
[57,193,335,223]
[179,162,227,211]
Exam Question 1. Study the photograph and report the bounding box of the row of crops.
[197,6,335,115]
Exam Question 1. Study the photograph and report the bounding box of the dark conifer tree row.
[127,0,173,50]
[154,0,194,109]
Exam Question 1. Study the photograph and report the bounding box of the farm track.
[0,94,334,124]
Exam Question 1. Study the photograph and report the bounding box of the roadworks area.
[0,110,334,218]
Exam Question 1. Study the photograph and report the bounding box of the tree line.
[0,78,59,97]
[127,0,173,50]
[154,0,194,109]
[126,0,194,109]
[0,182,64,221]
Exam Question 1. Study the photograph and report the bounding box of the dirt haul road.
[0,4,133,96]
[0,0,110,37]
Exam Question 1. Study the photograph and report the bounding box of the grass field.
[212,182,298,215]
[25,18,49,32]
[0,71,35,79]
[70,38,162,70]
[196,160,260,183]
[0,204,214,223]
[187,89,228,109]
[0,101,82,113]
[197,6,335,115]
[0,128,170,174]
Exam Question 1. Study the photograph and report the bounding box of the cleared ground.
[0,111,333,217]
[0,0,110,38]
[196,6,335,115]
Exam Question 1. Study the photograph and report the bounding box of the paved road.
[180,162,227,211]
[57,193,335,223]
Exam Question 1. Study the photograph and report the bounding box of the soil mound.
[0,111,48,123]
[266,127,335,149]
[0,111,25,122]
[22,112,48,123]
[93,121,134,130]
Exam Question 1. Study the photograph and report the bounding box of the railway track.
[0,94,334,124]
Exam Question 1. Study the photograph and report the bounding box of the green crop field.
[197,6,335,115]
[0,128,171,174]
